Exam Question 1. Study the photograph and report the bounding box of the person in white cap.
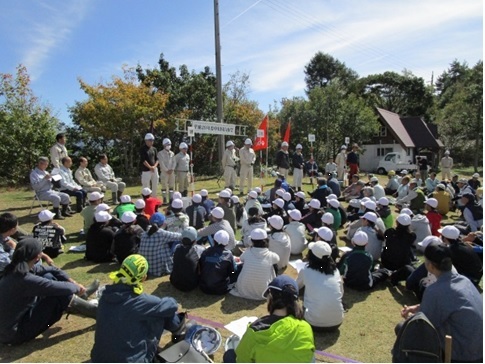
[32,210,66,258]
[94,154,126,204]
[300,198,322,233]
[197,207,236,250]
[369,176,385,200]
[393,175,410,201]
[423,198,442,236]
[140,133,159,197]
[440,150,453,180]
[241,207,267,248]
[230,228,280,300]
[293,190,307,214]
[157,138,176,202]
[468,173,481,191]
[245,190,264,216]
[431,183,451,215]
[267,215,291,273]
[217,190,237,231]
[185,194,206,229]
[134,199,150,231]
[200,189,215,218]
[292,144,304,191]
[239,138,256,195]
[326,198,342,231]
[140,187,162,218]
[264,198,289,226]
[376,196,394,229]
[424,172,439,194]
[355,212,384,261]
[164,199,189,234]
[112,211,144,263]
[174,142,190,197]
[80,191,105,233]
[85,211,116,263]
[283,209,307,255]
[221,140,238,190]
[396,179,426,214]
[335,145,347,181]
[297,240,344,331]
[75,156,105,193]
[275,141,290,179]
[231,195,248,228]
[199,230,238,295]
[113,195,136,219]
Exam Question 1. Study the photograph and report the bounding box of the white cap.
[144,133,155,140]
[370,176,379,183]
[273,198,285,209]
[438,226,460,240]
[444,150,450,155]
[244,138,252,145]
[121,211,137,224]
[231,195,240,204]
[296,191,306,199]
[360,211,377,223]
[418,236,443,248]
[283,192,292,202]
[472,173,480,178]
[192,194,202,203]
[179,142,188,149]
[200,189,208,197]
[251,228,268,240]
[211,207,225,219]
[226,140,235,147]
[268,215,284,230]
[173,191,182,200]
[360,197,371,205]
[296,144,302,149]
[327,194,337,200]
[308,241,332,259]
[316,226,333,242]
[396,214,412,226]
[352,231,368,246]
[364,200,377,211]
[135,199,146,209]
[401,170,408,175]
[281,141,289,147]
[349,199,361,208]
[171,199,184,209]
[88,191,104,201]
[328,199,340,208]
[321,212,334,225]
[38,210,55,222]
[95,211,112,223]
[248,190,258,199]
[214,230,230,246]
[218,190,231,198]
[141,187,152,196]
[120,195,132,203]
[309,199,321,209]
[340,145,347,150]
[289,209,302,221]
[425,198,438,209]
[95,203,110,213]
[225,188,233,195]
[378,197,389,206]
[400,208,413,216]
[254,187,262,194]
[276,189,285,197]
[162,138,171,145]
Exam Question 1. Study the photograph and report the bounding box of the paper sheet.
[288,259,307,273]
[338,246,352,253]
[224,316,258,338]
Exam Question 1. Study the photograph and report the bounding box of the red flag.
[253,115,268,152]
[283,120,291,143]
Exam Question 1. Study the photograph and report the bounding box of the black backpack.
[392,312,442,363]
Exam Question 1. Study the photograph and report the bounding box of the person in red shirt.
[424,198,442,236]
[141,188,162,218]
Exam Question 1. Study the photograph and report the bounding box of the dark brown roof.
[376,108,414,147]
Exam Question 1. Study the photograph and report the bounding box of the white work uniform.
[222,148,237,189]
[239,146,256,194]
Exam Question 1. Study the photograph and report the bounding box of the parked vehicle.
[376,152,419,175]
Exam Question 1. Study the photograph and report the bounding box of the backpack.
[392,312,442,363]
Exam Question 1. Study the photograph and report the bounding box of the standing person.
[157,138,176,202]
[91,254,188,363]
[335,145,347,181]
[52,156,87,213]
[30,157,71,220]
[94,154,126,205]
[140,133,159,197]
[49,133,68,169]
[417,156,429,181]
[175,142,190,197]
[440,150,453,180]
[221,140,238,191]
[239,138,256,196]
[292,144,304,192]
[346,144,360,184]
[75,157,105,193]
[275,141,290,179]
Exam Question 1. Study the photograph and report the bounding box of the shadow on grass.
[342,283,388,311]
[151,281,224,310]
[388,284,421,307]
[220,294,264,314]
[313,328,341,350]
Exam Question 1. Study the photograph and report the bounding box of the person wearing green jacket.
[223,275,315,363]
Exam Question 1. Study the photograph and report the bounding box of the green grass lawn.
[0,173,477,363]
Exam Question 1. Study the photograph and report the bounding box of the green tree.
[0,65,59,185]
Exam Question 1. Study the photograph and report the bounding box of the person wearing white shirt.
[369,177,385,200]
[239,139,256,195]
[335,145,347,181]
[244,191,264,216]
[157,138,176,202]
[241,207,267,248]
[267,215,291,273]
[52,157,87,212]
[94,154,126,204]
[49,133,68,169]
[284,209,307,255]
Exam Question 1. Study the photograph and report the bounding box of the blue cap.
[150,212,165,226]
[263,274,299,299]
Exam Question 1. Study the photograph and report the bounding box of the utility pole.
[214,0,224,162]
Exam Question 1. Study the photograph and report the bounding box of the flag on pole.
[254,115,268,152]
[283,120,291,143]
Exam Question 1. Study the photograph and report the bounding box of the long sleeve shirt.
[94,163,117,182]
[30,167,53,193]
[157,149,176,172]
[174,152,190,172]
[197,220,236,250]
[221,149,237,168]
[138,229,182,276]
[75,167,98,187]
[239,147,256,166]
[52,166,82,191]
[49,143,68,169]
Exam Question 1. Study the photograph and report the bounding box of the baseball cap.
[179,142,188,149]
[360,211,377,223]
[121,211,137,224]
[226,140,235,147]
[181,226,198,242]
[296,144,302,149]
[370,176,379,183]
[316,227,333,242]
[263,275,298,299]
[254,187,262,194]
[211,207,225,219]
[409,178,418,185]
[349,199,362,209]
[321,212,334,225]
[417,235,443,249]
[364,200,377,211]
[275,189,285,197]
[472,173,480,178]
[438,226,460,240]
[231,195,240,204]
[425,198,438,209]
[400,170,408,175]
[120,195,132,203]
[281,141,289,147]
[378,197,389,206]
[141,187,152,196]
[38,210,55,222]
[295,191,305,199]
[88,191,104,201]
[224,188,233,195]
[436,183,446,190]
[288,209,302,221]
[192,194,202,203]
[173,192,182,200]
[95,203,110,213]
[218,190,231,199]
[328,199,340,208]
[388,170,396,176]
[171,199,184,209]
[352,231,368,246]
[340,145,347,150]
[444,150,450,155]
[309,199,321,209]
[458,178,468,183]
[244,138,252,145]
[214,230,230,246]
[273,198,285,209]
[396,214,412,226]
[95,211,112,223]
[144,133,155,140]
[250,228,267,240]
[268,215,284,230]
[200,189,208,197]
[248,190,258,199]
[327,194,337,200]
[135,199,146,209]
[283,192,292,202]
[308,241,332,259]
[150,212,165,226]
[400,208,413,216]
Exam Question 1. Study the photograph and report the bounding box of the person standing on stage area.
[292,144,304,192]
[222,140,238,191]
[50,133,68,169]
[239,138,256,196]
[347,144,360,184]
[335,145,347,181]
[175,143,190,197]
[440,150,453,181]
[157,138,176,202]
[276,141,290,179]
[140,133,159,197]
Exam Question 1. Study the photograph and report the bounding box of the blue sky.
[0,0,482,126]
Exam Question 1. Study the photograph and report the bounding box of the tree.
[0,65,59,185]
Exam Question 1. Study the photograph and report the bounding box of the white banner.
[192,120,236,135]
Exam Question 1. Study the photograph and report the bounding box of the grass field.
[0,172,477,363]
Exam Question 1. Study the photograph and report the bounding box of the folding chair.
[29,192,48,215]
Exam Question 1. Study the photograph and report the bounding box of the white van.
[376,152,418,175]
